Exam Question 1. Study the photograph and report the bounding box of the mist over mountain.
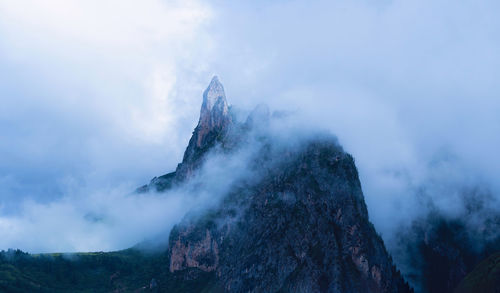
[0,77,497,292]
[1,1,500,292]
[0,77,412,292]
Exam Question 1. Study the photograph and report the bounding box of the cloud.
[0,0,214,204]
[0,122,268,253]
[0,179,200,253]
[1,1,500,279]
[205,0,500,235]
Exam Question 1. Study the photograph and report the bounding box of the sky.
[0,0,499,253]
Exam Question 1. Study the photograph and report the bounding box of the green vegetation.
[0,248,217,292]
[455,252,500,293]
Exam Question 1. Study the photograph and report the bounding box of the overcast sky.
[0,0,499,252]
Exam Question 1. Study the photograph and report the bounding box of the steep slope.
[454,252,500,293]
[0,77,412,292]
[137,76,232,193]
[395,189,500,293]
[168,140,410,292]
[159,77,411,292]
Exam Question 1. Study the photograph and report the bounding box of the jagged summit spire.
[144,76,233,186]
[201,75,227,114]
[173,76,232,179]
[198,76,229,127]
[194,76,232,148]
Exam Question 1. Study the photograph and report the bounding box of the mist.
[1,1,500,290]
[204,2,500,274]
[0,133,256,253]
[0,108,332,253]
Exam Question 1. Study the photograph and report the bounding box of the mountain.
[0,77,413,292]
[455,252,500,293]
[395,188,500,293]
[141,76,412,292]
[137,76,232,193]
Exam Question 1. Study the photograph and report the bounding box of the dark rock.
[139,76,233,193]
[395,189,500,293]
[157,77,412,292]
[455,252,500,293]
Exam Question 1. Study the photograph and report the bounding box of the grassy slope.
[454,252,500,293]
[0,248,218,292]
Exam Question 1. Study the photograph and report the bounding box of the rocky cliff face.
[149,77,412,292]
[137,76,233,193]
[177,76,232,181]
[4,77,498,293]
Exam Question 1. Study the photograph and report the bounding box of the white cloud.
[1,0,500,257]
[0,0,215,201]
[0,186,188,252]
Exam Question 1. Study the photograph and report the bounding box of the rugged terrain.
[394,186,500,292]
[455,252,500,293]
[138,76,411,292]
[1,77,495,292]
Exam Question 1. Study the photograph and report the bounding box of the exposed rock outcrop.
[0,76,414,293]
[155,77,412,292]
[138,76,233,192]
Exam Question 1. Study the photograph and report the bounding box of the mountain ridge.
[144,77,412,292]
[0,77,414,292]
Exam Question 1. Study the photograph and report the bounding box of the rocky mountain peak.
[138,76,234,191]
[202,76,226,112]
[198,76,229,134]
[195,76,231,146]
[174,77,232,181]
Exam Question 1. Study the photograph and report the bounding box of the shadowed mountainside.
[454,252,500,293]
[0,77,415,292]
